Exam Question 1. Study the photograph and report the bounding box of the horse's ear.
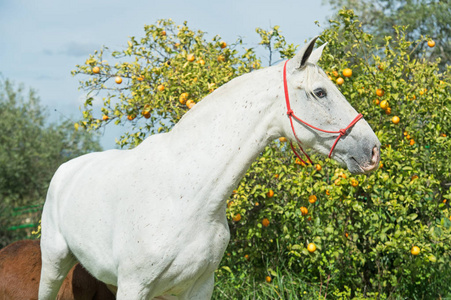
[292,36,319,69]
[307,42,328,65]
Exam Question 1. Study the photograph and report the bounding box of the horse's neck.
[166,66,283,210]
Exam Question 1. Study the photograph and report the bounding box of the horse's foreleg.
[38,232,77,300]
[179,273,214,300]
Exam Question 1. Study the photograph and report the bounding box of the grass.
[212,268,321,300]
[212,266,451,300]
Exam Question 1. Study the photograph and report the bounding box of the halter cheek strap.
[283,60,363,165]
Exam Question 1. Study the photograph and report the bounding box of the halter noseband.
[283,60,363,165]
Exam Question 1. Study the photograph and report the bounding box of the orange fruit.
[377,64,384,71]
[115,76,122,84]
[334,178,341,186]
[198,59,205,66]
[161,30,166,36]
[379,162,383,169]
[308,195,317,204]
[384,107,391,115]
[374,99,380,105]
[266,190,274,198]
[351,179,359,187]
[411,246,420,255]
[142,111,151,119]
[342,68,352,77]
[326,190,330,196]
[92,66,100,74]
[332,70,339,77]
[428,40,435,48]
[233,213,241,222]
[220,41,227,48]
[186,100,195,109]
[315,164,322,171]
[376,88,385,97]
[300,206,308,216]
[336,77,344,85]
[217,55,225,62]
[307,243,316,253]
[179,93,189,105]
[279,137,287,142]
[340,173,347,179]
[157,85,165,92]
[102,114,109,121]
[265,276,272,283]
[295,158,305,166]
[187,54,195,62]
[127,115,135,121]
[244,254,249,260]
[410,139,415,146]
[137,76,144,81]
[345,232,349,238]
[380,100,388,110]
[411,175,419,181]
[392,116,400,124]
[274,174,279,179]
[262,218,270,227]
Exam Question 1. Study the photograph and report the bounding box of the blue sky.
[0,0,333,149]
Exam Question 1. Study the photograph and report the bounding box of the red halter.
[283,60,363,165]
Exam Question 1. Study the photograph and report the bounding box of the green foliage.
[255,25,298,65]
[224,9,451,299]
[0,78,102,248]
[323,0,451,68]
[74,11,451,299]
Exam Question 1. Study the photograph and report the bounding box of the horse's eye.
[314,88,327,98]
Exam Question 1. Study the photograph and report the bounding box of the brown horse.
[0,240,115,300]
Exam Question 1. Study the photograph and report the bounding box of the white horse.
[39,37,380,299]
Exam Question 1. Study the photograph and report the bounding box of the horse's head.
[281,37,380,174]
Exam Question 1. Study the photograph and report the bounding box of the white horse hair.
[39,37,380,299]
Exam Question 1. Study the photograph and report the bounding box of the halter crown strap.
[283,60,363,164]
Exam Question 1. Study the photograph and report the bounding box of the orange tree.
[222,10,451,299]
[73,11,451,299]
[71,19,259,147]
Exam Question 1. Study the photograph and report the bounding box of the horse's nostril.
[361,146,380,173]
[371,146,380,164]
